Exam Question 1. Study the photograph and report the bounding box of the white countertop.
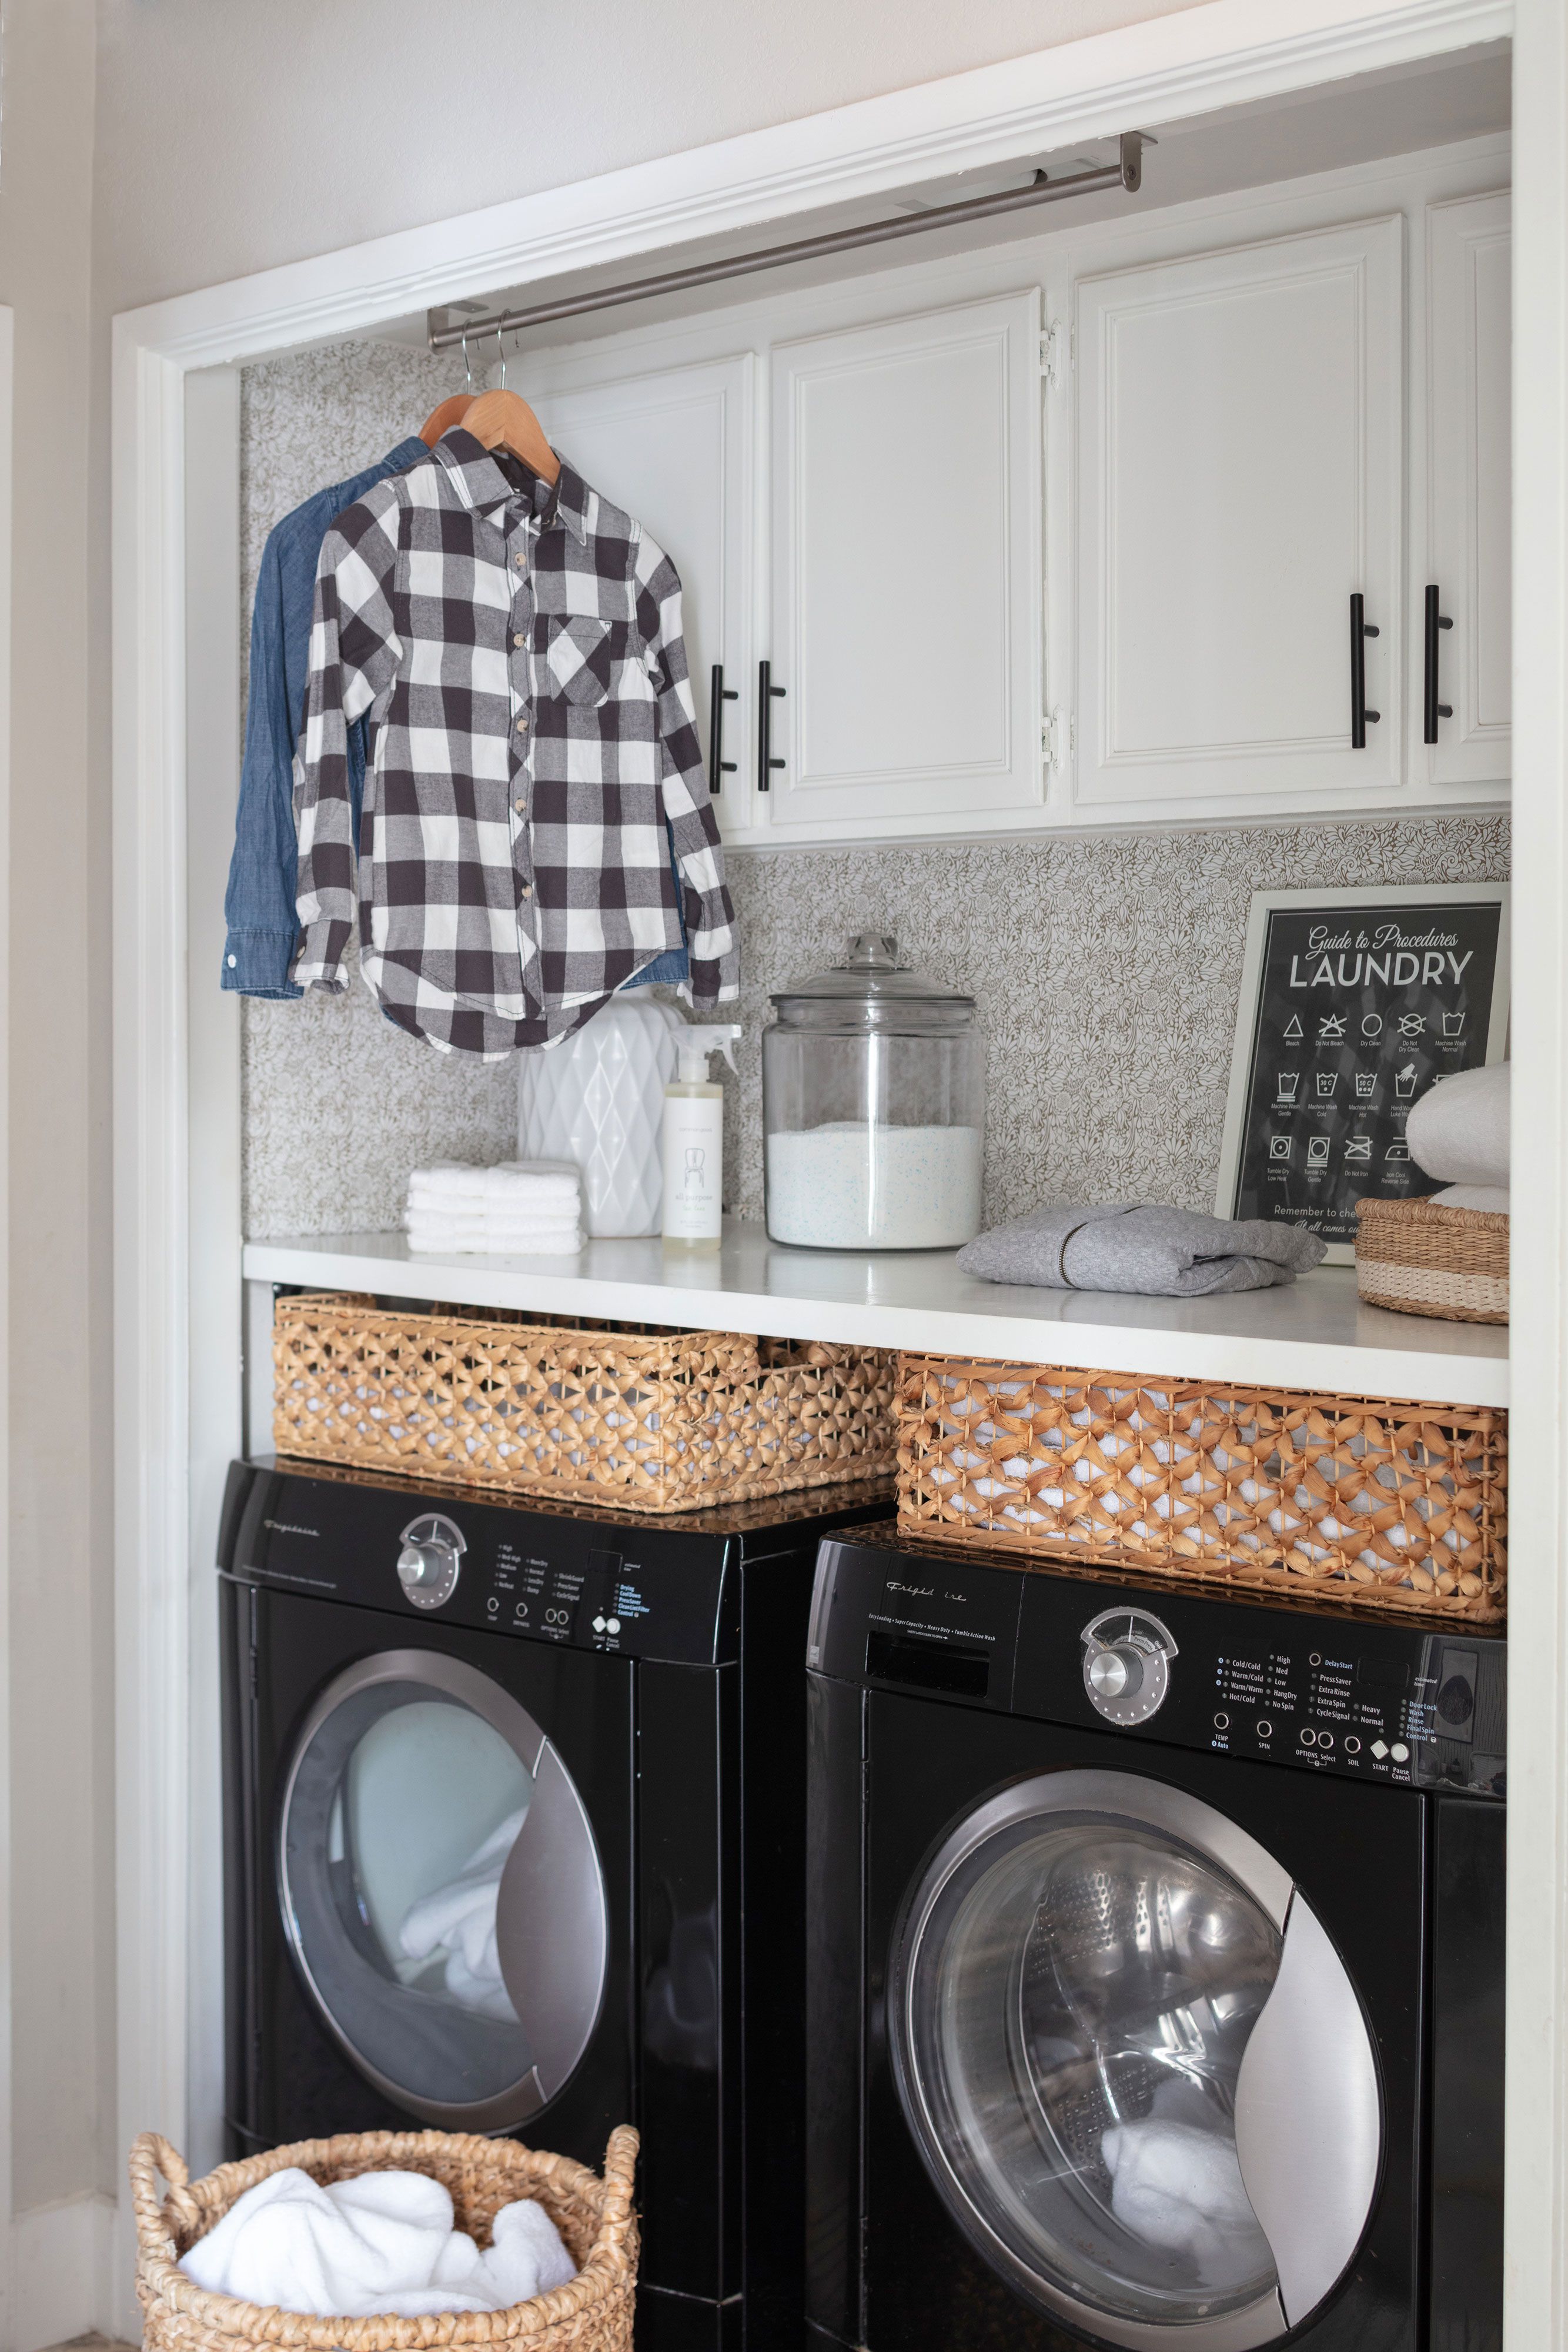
[241,1220,1508,1409]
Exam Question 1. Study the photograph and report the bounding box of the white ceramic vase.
[518,996,686,1237]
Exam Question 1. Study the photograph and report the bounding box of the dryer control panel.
[219,1456,890,1668]
[810,1532,1506,1799]
[220,1459,735,1664]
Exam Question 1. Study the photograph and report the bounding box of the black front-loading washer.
[218,1455,892,2352]
[805,1528,1505,2352]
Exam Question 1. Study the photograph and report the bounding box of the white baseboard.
[10,2194,116,2350]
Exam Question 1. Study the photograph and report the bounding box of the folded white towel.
[1432,1183,1509,1213]
[178,2164,576,2317]
[406,1212,583,1238]
[406,1224,584,1258]
[1101,2119,1266,2285]
[1407,1061,1509,1187]
[398,1809,525,2022]
[409,1161,580,1209]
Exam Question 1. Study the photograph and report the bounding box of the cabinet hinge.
[1040,322,1068,387]
[1042,707,1074,768]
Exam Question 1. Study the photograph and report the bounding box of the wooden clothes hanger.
[418,393,473,447]
[418,329,561,484]
[462,387,560,486]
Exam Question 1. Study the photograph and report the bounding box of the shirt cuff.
[221,928,304,1000]
[290,919,352,993]
[683,952,740,1005]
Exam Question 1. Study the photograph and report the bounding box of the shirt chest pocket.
[541,615,652,710]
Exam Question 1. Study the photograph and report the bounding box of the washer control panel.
[1081,1605,1178,1724]
[811,1534,1506,1800]
[396,1513,466,1609]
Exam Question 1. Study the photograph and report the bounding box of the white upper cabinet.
[764,290,1041,836]
[1421,189,1511,787]
[1072,216,1405,818]
[532,355,755,835]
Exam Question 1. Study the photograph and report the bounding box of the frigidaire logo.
[263,1519,320,1538]
[887,1581,934,1596]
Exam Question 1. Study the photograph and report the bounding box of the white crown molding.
[116,0,1509,370]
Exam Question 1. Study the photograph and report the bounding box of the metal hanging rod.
[429,130,1149,353]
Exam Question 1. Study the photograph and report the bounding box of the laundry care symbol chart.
[1217,885,1510,1261]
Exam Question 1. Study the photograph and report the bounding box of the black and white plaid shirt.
[292,429,738,1056]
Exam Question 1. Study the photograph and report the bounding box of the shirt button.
[514,798,526,814]
[520,884,533,901]
[514,633,525,647]
[514,554,525,569]
[516,716,528,731]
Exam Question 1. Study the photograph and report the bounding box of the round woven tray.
[130,2126,639,2352]
[1355,1194,1509,1324]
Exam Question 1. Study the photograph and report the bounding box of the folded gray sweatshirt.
[956,1204,1328,1297]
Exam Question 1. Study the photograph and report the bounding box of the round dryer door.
[888,1769,1381,2352]
[278,1651,607,2131]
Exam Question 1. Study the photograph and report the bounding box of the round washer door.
[278,1650,607,2131]
[888,1769,1381,2352]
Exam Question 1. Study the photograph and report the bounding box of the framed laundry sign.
[1216,882,1510,1263]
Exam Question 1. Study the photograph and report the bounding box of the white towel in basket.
[178,2163,576,2317]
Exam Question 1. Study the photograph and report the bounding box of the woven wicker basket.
[131,2126,639,2352]
[1356,1194,1509,1324]
[895,1355,1506,1621]
[274,1292,895,1512]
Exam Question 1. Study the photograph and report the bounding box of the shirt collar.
[383,435,431,476]
[434,428,590,542]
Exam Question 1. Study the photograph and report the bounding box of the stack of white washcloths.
[1406,1060,1510,1213]
[179,2165,576,2318]
[406,1162,583,1256]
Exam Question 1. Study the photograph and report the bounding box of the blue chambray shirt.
[222,438,430,998]
[220,435,691,1001]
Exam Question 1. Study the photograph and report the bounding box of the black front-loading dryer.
[218,1456,891,2352]
[805,1529,1506,2352]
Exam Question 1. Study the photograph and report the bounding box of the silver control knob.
[395,1512,465,1609]
[1088,1645,1143,1701]
[1081,1605,1179,1725]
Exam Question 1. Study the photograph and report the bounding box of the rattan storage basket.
[131,2126,639,2352]
[274,1292,895,1512]
[895,1355,1506,1621]
[1356,1194,1509,1324]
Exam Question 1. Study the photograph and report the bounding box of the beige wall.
[0,0,1199,2278]
[91,0,1203,312]
[1,0,117,2228]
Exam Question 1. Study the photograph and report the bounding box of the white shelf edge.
[241,1220,1509,1411]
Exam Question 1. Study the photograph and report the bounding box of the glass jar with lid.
[763,933,984,1250]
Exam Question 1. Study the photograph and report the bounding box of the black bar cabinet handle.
[707,663,738,794]
[1350,593,1381,747]
[758,659,786,792]
[1423,583,1454,744]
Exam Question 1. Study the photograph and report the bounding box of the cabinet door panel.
[534,357,754,834]
[1075,216,1403,811]
[768,291,1040,832]
[1425,191,1510,784]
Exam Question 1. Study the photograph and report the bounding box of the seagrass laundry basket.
[131,2126,639,2352]
[896,1355,1506,1622]
[273,1292,896,1512]
[1356,1194,1509,1324]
